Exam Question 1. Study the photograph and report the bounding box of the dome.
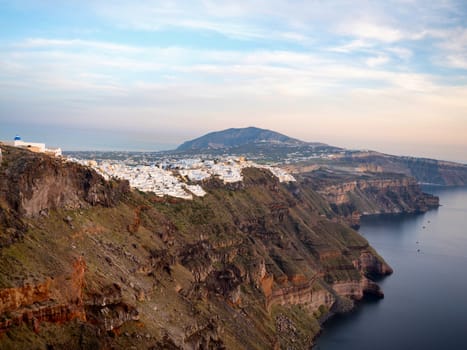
[14,135,21,141]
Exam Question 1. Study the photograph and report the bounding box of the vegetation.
[0,145,392,349]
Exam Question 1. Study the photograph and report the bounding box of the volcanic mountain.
[176,126,308,150]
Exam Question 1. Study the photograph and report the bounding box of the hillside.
[354,153,467,186]
[176,127,307,151]
[301,168,439,228]
[292,151,467,186]
[0,145,393,349]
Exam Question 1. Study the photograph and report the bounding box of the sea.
[314,186,467,350]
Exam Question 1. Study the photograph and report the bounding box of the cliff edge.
[0,146,392,349]
[300,168,439,228]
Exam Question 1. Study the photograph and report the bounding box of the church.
[1,135,62,157]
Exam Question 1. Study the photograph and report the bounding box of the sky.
[0,0,466,162]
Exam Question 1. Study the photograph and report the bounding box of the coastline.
[310,198,445,349]
[310,193,454,349]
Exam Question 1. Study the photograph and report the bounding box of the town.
[67,156,296,200]
[0,135,295,200]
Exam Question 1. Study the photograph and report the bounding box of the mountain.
[177,126,307,151]
[175,127,467,186]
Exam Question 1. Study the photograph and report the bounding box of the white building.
[67,155,296,201]
[1,135,62,156]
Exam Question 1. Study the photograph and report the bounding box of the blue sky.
[1,0,466,161]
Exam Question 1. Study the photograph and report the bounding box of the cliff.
[0,145,129,217]
[399,156,467,186]
[300,169,439,228]
[0,145,391,349]
[309,151,467,186]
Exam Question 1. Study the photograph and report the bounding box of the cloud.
[445,55,467,69]
[387,47,413,60]
[0,36,449,108]
[338,22,404,43]
[1,0,467,158]
[425,27,467,69]
[90,1,272,40]
[366,55,390,67]
[328,39,373,53]
[14,38,141,53]
[16,38,141,53]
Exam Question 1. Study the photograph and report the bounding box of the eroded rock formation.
[303,170,439,227]
[0,145,129,217]
[0,257,86,334]
[0,146,398,349]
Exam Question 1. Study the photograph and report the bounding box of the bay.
[314,186,467,350]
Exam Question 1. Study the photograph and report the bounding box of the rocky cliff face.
[0,146,391,349]
[318,152,467,186]
[0,145,129,218]
[401,157,467,186]
[302,170,439,228]
[0,257,87,334]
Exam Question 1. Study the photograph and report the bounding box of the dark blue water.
[314,186,467,350]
